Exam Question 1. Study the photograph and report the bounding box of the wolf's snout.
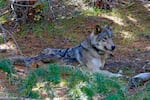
[111,46,115,51]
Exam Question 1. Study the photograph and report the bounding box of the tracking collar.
[92,46,105,55]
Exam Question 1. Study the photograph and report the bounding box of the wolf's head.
[90,25,115,53]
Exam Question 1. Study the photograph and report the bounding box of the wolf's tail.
[8,54,58,67]
[8,56,36,67]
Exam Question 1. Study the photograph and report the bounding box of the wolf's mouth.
[92,45,114,55]
[104,46,114,54]
[104,46,111,51]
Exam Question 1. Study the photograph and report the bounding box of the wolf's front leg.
[87,64,122,77]
[86,59,122,77]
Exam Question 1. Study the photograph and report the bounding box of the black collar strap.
[92,46,105,55]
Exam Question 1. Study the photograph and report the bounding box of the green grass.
[17,1,150,47]
[83,1,150,43]
[82,7,112,16]
[18,16,85,45]
[18,21,54,37]
[0,16,7,23]
[113,3,150,38]
[128,84,150,100]
[0,37,4,44]
[0,0,6,7]
[0,59,149,99]
[0,59,15,74]
[18,64,125,99]
[16,64,150,99]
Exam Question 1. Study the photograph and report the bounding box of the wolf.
[10,25,122,77]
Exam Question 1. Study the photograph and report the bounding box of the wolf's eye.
[98,39,101,42]
[102,39,106,42]
[102,37,107,42]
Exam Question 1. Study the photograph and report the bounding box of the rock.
[129,72,150,88]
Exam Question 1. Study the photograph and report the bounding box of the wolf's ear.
[94,25,102,35]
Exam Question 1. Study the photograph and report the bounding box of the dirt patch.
[105,37,150,76]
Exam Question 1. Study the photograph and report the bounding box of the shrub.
[18,64,125,99]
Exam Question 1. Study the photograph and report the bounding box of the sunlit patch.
[0,84,5,91]
[143,3,150,11]
[0,42,16,51]
[66,0,89,10]
[0,32,4,37]
[68,82,88,100]
[0,16,7,24]
[121,31,135,39]
[32,82,46,91]
[145,46,150,51]
[100,14,125,26]
[127,16,137,23]
[32,82,48,98]
[32,80,68,99]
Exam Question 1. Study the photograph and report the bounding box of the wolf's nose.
[111,46,115,50]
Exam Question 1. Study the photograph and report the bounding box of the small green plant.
[18,22,54,37]
[0,0,6,7]
[82,7,112,16]
[0,59,15,75]
[0,16,7,23]
[128,83,150,100]
[18,64,125,99]
[0,37,4,43]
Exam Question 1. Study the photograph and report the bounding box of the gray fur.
[29,25,115,71]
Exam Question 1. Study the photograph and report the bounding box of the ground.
[0,0,150,99]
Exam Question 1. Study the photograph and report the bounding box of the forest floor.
[0,0,150,99]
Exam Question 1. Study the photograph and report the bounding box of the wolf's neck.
[91,45,106,55]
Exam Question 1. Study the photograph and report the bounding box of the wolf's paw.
[97,70,123,77]
[118,74,123,77]
[111,73,123,77]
